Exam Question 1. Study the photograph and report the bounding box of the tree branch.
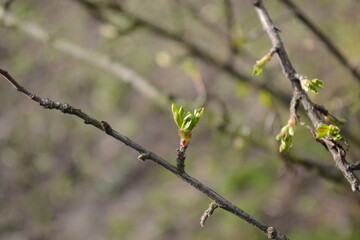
[1,3,350,191]
[0,68,289,240]
[250,0,360,192]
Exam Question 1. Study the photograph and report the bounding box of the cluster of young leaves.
[252,53,272,76]
[276,125,295,152]
[172,103,204,146]
[316,124,342,140]
[276,118,296,153]
[301,78,324,94]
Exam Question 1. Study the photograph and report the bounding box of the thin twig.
[250,0,360,192]
[0,68,289,240]
[200,201,218,227]
[223,0,237,64]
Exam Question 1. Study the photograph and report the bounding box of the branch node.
[61,103,72,113]
[100,120,112,134]
[200,201,218,227]
[40,98,52,108]
[347,160,360,171]
[270,46,278,56]
[267,226,277,239]
[137,153,150,161]
[251,0,261,7]
[350,182,360,192]
[273,25,282,33]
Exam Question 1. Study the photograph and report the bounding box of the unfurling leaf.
[328,125,341,140]
[171,103,204,146]
[316,124,342,140]
[276,125,295,152]
[315,124,330,138]
[301,78,324,94]
[252,54,272,76]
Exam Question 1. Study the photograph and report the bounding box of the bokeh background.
[0,0,359,239]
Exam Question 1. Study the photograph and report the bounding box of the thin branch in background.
[278,0,360,84]
[250,0,360,192]
[0,6,171,107]
[0,68,289,240]
[3,0,15,10]
[223,0,237,64]
[280,153,343,182]
[180,0,229,38]
[172,0,186,34]
[73,0,292,105]
[348,160,360,171]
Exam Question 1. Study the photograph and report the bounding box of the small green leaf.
[178,106,184,117]
[316,124,342,140]
[331,134,342,140]
[301,78,324,94]
[279,140,286,152]
[328,125,341,140]
[316,131,327,138]
[194,107,204,117]
[312,78,324,88]
[316,124,330,138]
[252,54,271,76]
[182,120,192,131]
[252,65,264,76]
[288,126,294,136]
[172,103,181,128]
[172,103,178,114]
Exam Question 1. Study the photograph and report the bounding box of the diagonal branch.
[0,68,289,240]
[250,0,360,192]
[278,0,360,84]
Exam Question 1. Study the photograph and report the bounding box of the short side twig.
[200,201,218,227]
